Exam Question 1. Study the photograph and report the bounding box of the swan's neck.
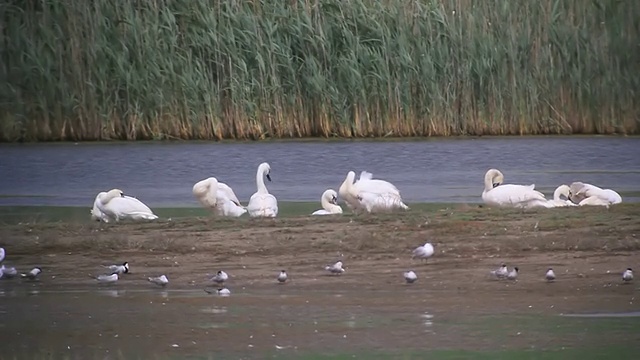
[256,167,268,194]
[483,172,496,192]
[321,195,340,213]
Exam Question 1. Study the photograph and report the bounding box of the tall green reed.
[0,0,638,141]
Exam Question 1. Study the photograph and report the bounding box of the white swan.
[192,177,247,217]
[94,189,159,222]
[247,162,278,217]
[569,182,622,206]
[546,185,578,207]
[482,169,551,209]
[311,189,343,215]
[339,171,409,213]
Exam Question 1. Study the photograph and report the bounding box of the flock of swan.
[89,164,623,223]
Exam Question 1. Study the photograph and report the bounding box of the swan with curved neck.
[312,189,343,215]
[569,182,622,206]
[247,162,278,217]
[193,177,247,217]
[94,188,158,222]
[546,185,577,207]
[482,169,551,209]
[339,171,362,211]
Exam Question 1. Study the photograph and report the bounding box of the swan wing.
[359,171,373,181]
[218,182,242,206]
[217,198,248,217]
[311,209,331,215]
[355,179,401,196]
[106,196,158,220]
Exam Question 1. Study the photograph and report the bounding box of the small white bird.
[491,264,508,279]
[205,287,231,296]
[210,270,229,284]
[0,247,5,262]
[404,270,418,284]
[21,267,42,280]
[412,242,435,261]
[507,267,519,280]
[277,270,288,283]
[148,275,169,287]
[93,273,118,284]
[0,265,18,279]
[545,268,556,282]
[622,268,633,282]
[325,261,345,275]
[104,262,129,275]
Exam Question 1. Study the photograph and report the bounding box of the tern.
[412,242,434,261]
[622,268,633,283]
[507,267,519,280]
[104,262,129,275]
[148,275,169,287]
[404,270,418,284]
[93,273,118,284]
[0,265,17,279]
[545,268,556,282]
[277,270,288,283]
[491,264,508,279]
[325,261,345,275]
[21,267,42,280]
[210,270,229,284]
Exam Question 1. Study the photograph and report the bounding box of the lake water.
[1,137,639,207]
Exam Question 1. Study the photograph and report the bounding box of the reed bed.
[1,0,638,141]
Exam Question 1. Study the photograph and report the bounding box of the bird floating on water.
[491,264,508,279]
[545,268,556,282]
[148,275,169,287]
[507,267,519,280]
[277,270,288,283]
[21,267,42,280]
[622,268,633,283]
[105,262,129,275]
[211,270,229,284]
[93,273,118,284]
[412,242,434,261]
[0,265,17,279]
[205,287,231,296]
[325,261,345,275]
[404,270,417,284]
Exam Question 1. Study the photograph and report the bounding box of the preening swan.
[546,185,578,207]
[569,182,622,206]
[339,171,409,213]
[311,189,343,215]
[192,177,247,217]
[93,189,159,222]
[481,169,551,209]
[247,162,278,217]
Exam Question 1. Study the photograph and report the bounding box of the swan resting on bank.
[339,171,409,213]
[91,189,158,222]
[481,169,551,209]
[546,185,578,207]
[247,162,278,217]
[192,177,247,217]
[311,189,343,215]
[568,182,622,207]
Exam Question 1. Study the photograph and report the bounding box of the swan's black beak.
[266,174,272,182]
[331,196,338,204]
[120,192,126,197]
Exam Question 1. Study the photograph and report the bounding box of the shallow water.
[1,282,639,359]
[1,137,639,207]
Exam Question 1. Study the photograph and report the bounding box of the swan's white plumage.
[247,162,278,217]
[547,185,578,207]
[94,189,158,222]
[569,182,622,206]
[311,189,343,215]
[482,169,551,209]
[193,177,247,217]
[339,171,409,213]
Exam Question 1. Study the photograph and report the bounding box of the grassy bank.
[1,0,639,141]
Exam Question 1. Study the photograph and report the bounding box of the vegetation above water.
[1,0,638,142]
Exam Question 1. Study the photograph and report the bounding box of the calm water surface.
[1,137,639,206]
